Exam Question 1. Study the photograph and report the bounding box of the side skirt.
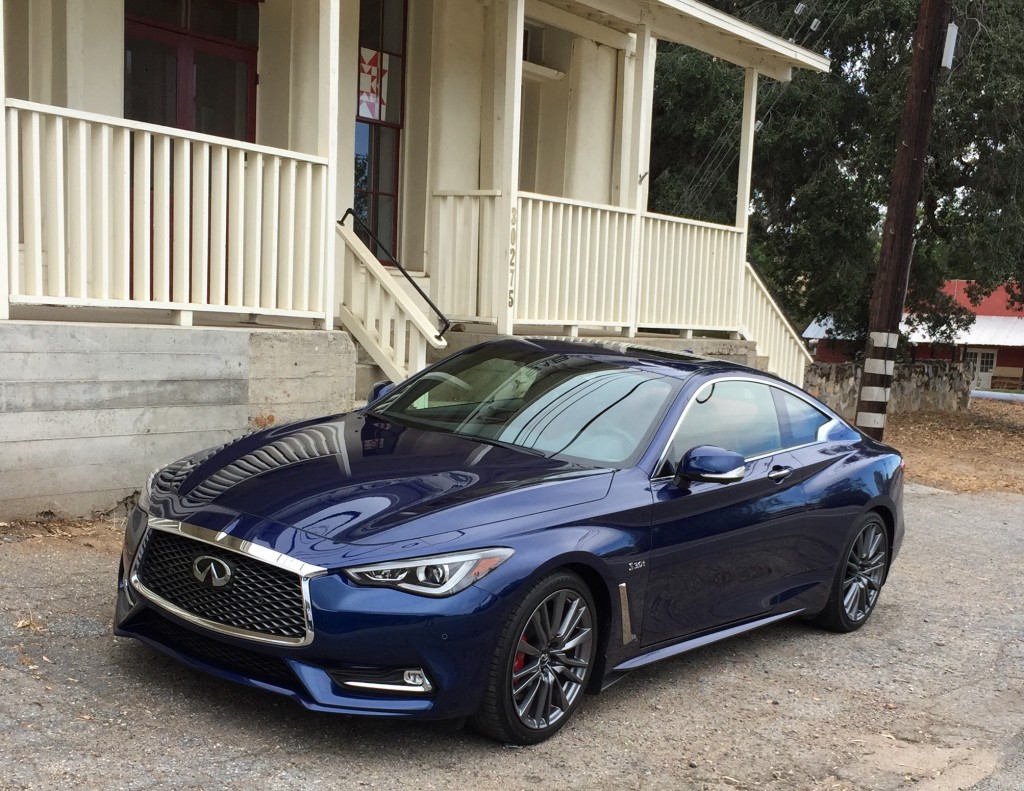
[605,609,804,682]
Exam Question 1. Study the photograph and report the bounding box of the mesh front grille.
[136,529,307,640]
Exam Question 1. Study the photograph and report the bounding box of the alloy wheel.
[842,521,888,622]
[510,588,594,731]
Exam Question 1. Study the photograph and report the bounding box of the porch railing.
[4,99,328,319]
[516,192,635,328]
[336,221,447,382]
[430,190,810,385]
[739,262,812,386]
[509,196,747,334]
[637,212,744,331]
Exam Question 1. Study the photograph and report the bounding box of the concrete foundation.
[0,322,356,519]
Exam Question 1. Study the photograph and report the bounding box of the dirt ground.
[885,399,1024,495]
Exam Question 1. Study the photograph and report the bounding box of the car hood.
[147,412,612,552]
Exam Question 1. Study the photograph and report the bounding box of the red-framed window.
[354,0,407,256]
[124,0,259,143]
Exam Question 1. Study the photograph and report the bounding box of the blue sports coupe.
[115,338,904,743]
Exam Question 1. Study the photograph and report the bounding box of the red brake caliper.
[513,637,529,673]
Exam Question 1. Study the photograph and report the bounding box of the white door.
[965,349,997,389]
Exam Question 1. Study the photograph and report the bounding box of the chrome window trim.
[130,516,327,647]
[652,375,839,482]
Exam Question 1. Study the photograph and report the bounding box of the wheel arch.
[863,502,897,581]
[560,561,614,694]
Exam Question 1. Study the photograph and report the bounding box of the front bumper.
[114,509,506,720]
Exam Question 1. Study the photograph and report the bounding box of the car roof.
[475,336,775,383]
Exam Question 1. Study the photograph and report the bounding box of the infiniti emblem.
[192,555,234,589]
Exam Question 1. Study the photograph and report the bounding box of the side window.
[666,379,784,469]
[773,389,830,447]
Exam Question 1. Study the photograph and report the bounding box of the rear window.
[773,389,831,447]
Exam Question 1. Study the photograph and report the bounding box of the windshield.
[371,344,683,466]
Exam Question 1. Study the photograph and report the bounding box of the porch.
[0,97,811,385]
[0,0,825,389]
[432,190,810,384]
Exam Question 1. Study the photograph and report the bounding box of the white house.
[0,0,827,518]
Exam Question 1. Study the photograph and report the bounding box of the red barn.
[803,280,1024,390]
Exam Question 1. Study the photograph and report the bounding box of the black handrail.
[338,209,451,340]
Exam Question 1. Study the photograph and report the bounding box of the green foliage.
[649,0,1024,340]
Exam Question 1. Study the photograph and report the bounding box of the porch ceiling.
[539,0,830,82]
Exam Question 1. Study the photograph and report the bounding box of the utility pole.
[855,0,952,441]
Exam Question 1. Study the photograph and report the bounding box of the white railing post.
[23,111,42,296]
[191,141,211,305]
[90,119,107,297]
[320,0,342,329]
[0,4,9,321]
[132,130,152,300]
[5,107,19,302]
[429,195,444,308]
[625,215,640,338]
[153,134,172,302]
[112,127,131,300]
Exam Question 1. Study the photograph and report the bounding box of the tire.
[470,571,597,745]
[816,513,890,633]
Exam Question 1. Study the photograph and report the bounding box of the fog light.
[329,666,434,695]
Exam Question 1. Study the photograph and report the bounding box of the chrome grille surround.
[130,517,326,647]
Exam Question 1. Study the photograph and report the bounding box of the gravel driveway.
[2,483,1022,791]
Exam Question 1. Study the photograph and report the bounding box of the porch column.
[0,1,9,321]
[491,0,525,336]
[624,24,655,337]
[735,68,758,231]
[319,0,342,329]
[734,67,758,326]
[65,0,123,116]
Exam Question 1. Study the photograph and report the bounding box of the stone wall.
[803,361,973,421]
[0,322,356,519]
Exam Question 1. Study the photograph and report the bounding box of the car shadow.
[111,616,831,751]
[111,637,493,748]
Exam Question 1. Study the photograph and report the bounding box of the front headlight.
[343,548,514,597]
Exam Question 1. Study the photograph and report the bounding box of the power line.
[669,1,840,217]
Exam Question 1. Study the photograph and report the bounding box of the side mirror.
[368,380,395,403]
[673,445,747,489]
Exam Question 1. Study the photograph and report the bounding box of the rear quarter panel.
[801,442,904,588]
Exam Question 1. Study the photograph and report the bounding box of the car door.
[640,378,810,647]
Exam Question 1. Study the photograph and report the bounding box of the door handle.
[767,465,793,482]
